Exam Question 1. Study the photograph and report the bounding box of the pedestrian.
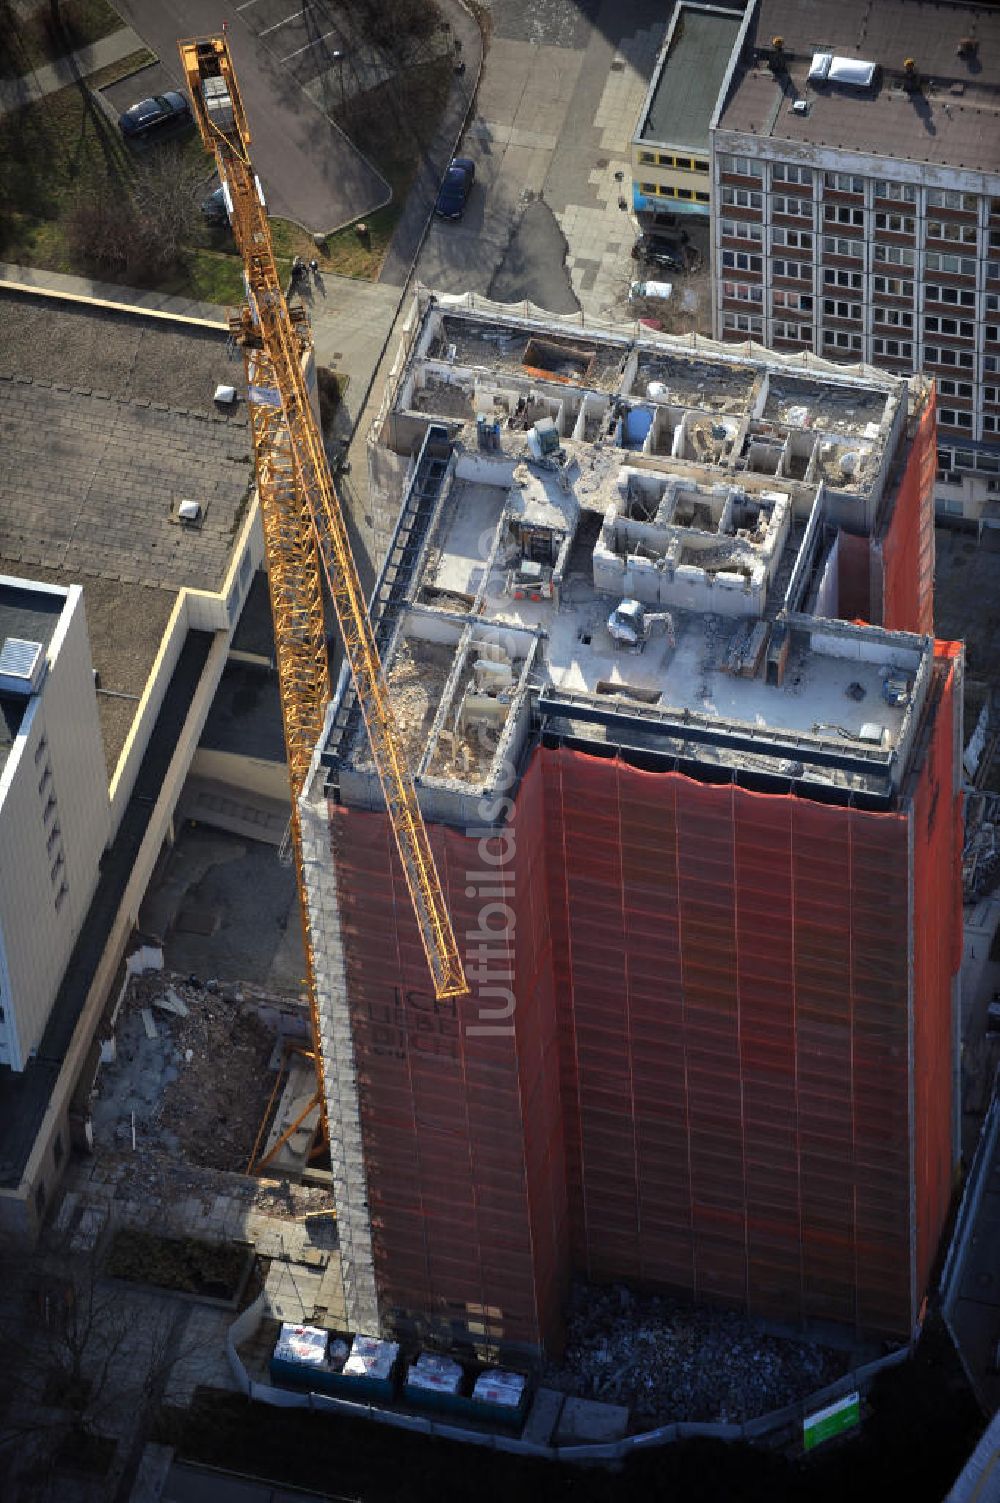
[309,258,319,276]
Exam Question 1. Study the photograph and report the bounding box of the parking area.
[111,0,390,232]
[235,0,349,88]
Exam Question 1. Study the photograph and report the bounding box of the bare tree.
[0,1246,186,1502]
[67,145,205,283]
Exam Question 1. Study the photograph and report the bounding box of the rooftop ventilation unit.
[0,637,46,696]
[808,52,877,89]
[791,98,810,115]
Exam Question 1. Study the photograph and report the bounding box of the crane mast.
[178,37,467,1042]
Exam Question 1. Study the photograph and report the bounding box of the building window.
[823,298,862,319]
[988,355,1000,374]
[874,212,914,235]
[988,326,1000,344]
[33,734,47,765]
[656,152,673,167]
[657,185,676,198]
[773,289,812,311]
[873,307,912,328]
[721,250,762,273]
[823,330,863,352]
[939,408,974,430]
[772,227,812,249]
[983,415,1000,435]
[824,268,863,290]
[773,258,811,281]
[875,179,916,203]
[927,188,978,212]
[925,345,975,369]
[823,236,863,260]
[989,261,1000,281]
[694,159,709,173]
[872,337,913,359]
[638,151,655,165]
[772,195,812,219]
[772,162,812,185]
[640,181,658,194]
[937,380,973,400]
[873,275,914,298]
[721,185,762,210]
[719,154,763,178]
[674,155,692,171]
[873,243,915,267]
[677,188,692,200]
[985,386,1000,405]
[722,311,762,334]
[773,320,813,340]
[924,316,975,338]
[722,280,763,303]
[825,171,864,194]
[927,219,978,245]
[695,191,709,203]
[988,294,1000,313]
[825,204,865,227]
[722,218,762,241]
[925,251,976,276]
[926,283,975,307]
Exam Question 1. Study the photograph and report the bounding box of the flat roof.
[0,290,253,773]
[639,4,744,152]
[326,300,935,813]
[717,0,1000,174]
[0,578,68,775]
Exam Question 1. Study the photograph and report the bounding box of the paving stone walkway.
[0,24,146,119]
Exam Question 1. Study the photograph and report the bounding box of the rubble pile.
[100,971,279,1173]
[543,1283,852,1425]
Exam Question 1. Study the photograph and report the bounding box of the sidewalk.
[380,0,484,288]
[0,24,145,119]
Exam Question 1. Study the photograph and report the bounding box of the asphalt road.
[110,0,389,233]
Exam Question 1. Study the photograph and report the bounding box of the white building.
[0,577,110,1071]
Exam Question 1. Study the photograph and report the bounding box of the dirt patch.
[93,970,281,1174]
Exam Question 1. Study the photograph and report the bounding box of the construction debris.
[542,1284,854,1425]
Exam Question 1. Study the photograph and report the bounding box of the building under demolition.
[301,293,962,1358]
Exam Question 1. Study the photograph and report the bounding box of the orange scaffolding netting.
[881,392,937,637]
[329,660,960,1347]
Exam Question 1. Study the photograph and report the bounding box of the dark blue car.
[118,91,192,142]
[435,157,475,220]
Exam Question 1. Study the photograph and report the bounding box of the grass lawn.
[0,47,451,301]
[0,0,124,79]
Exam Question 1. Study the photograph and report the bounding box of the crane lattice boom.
[179,35,467,1006]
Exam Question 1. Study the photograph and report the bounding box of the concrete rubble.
[542,1283,855,1425]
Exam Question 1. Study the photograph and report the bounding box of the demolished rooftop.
[318,292,940,821]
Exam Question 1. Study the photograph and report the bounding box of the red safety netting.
[543,747,919,1335]
[330,670,959,1348]
[912,643,963,1295]
[330,755,569,1356]
[881,392,937,636]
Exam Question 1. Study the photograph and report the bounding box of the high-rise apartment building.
[301,294,963,1359]
[710,0,1000,525]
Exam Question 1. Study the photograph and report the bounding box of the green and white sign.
[803,1391,861,1451]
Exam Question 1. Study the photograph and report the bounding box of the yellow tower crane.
[177,35,467,1155]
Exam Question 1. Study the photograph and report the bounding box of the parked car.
[435,157,475,219]
[632,230,686,273]
[629,279,673,304]
[200,185,229,224]
[118,91,192,142]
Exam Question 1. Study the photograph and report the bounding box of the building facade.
[630,3,746,221]
[0,578,110,1071]
[302,294,963,1358]
[710,0,1000,526]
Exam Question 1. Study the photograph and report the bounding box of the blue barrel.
[624,406,654,448]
